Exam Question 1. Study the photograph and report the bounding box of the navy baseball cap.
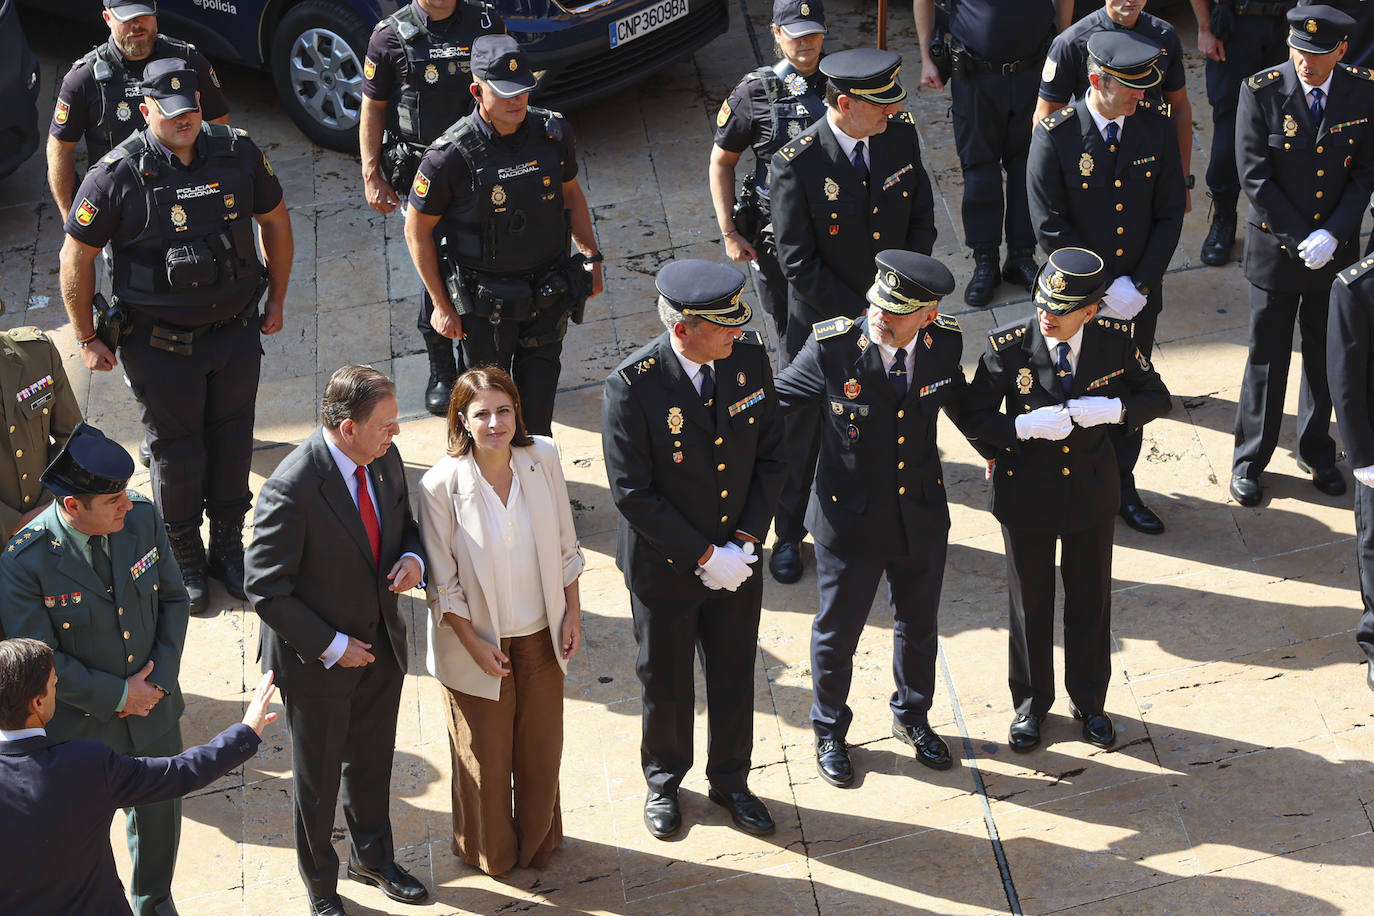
[774,0,826,38]
[41,423,134,498]
[656,260,752,327]
[1087,32,1164,90]
[1033,248,1109,316]
[1288,5,1355,54]
[471,35,538,98]
[867,250,955,315]
[821,48,906,105]
[104,0,157,22]
[140,58,199,117]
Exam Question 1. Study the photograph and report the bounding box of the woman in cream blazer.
[418,367,584,876]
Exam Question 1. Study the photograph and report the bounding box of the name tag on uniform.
[131,547,158,580]
[728,388,766,417]
[919,378,952,397]
[1086,369,1125,391]
[16,375,53,404]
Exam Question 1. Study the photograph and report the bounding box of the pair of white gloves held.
[1014,399,1123,440]
[1297,229,1338,270]
[1097,276,1147,320]
[696,541,758,591]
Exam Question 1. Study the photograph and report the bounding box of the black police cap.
[1087,31,1163,90]
[104,0,157,23]
[820,48,906,105]
[471,35,538,99]
[40,423,134,499]
[866,250,955,314]
[1288,4,1355,54]
[655,259,752,327]
[1033,247,1109,315]
[774,0,826,38]
[140,58,199,117]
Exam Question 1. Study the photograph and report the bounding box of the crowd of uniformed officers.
[6,0,1374,910]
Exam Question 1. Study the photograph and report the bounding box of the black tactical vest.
[439,109,569,275]
[105,124,264,323]
[386,2,496,145]
[78,36,195,161]
[750,60,825,198]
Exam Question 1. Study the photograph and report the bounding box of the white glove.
[1014,405,1074,441]
[698,541,758,592]
[1102,276,1147,319]
[1354,465,1374,488]
[1065,397,1124,427]
[1297,229,1338,269]
[695,567,725,590]
[1096,303,1128,321]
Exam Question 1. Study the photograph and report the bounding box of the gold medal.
[667,407,684,434]
[823,177,839,201]
[491,184,507,206]
[1016,367,1033,394]
[1078,153,1094,177]
[170,204,187,229]
[1283,113,1298,137]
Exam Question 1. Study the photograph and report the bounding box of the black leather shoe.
[1001,247,1038,292]
[769,540,803,584]
[1229,474,1261,507]
[423,334,458,417]
[1071,706,1116,749]
[308,895,347,916]
[1008,714,1043,752]
[1119,500,1165,535]
[1296,460,1348,496]
[815,737,854,787]
[708,787,776,836]
[346,860,428,904]
[643,791,681,839]
[1200,198,1237,266]
[964,248,1000,307]
[892,721,952,770]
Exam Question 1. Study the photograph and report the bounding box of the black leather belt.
[961,50,1044,76]
[131,305,256,355]
[1236,1,1292,17]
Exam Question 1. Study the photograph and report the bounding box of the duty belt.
[959,47,1046,76]
[1235,1,1293,16]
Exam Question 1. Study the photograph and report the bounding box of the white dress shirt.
[0,727,45,741]
[874,338,915,377]
[826,111,866,169]
[470,455,546,638]
[1040,324,1085,375]
[1297,71,1334,117]
[671,347,716,397]
[1086,91,1125,143]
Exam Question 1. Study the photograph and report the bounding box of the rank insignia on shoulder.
[888,111,915,125]
[1341,63,1374,81]
[1041,106,1074,131]
[1095,316,1134,336]
[933,314,961,333]
[1248,69,1281,89]
[778,145,798,161]
[989,325,1027,351]
[736,329,763,346]
[1338,256,1374,286]
[813,316,853,340]
[617,356,658,386]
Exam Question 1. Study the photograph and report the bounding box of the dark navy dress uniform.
[601,262,785,830]
[1230,8,1374,499]
[1039,5,1188,107]
[774,251,966,782]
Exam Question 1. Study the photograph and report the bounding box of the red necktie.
[355,465,381,566]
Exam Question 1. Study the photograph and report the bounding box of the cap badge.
[1078,152,1094,177]
[1307,19,1319,34]
[823,177,839,201]
[117,101,131,122]
[884,270,899,289]
[424,63,438,84]
[1048,270,1068,293]
[1283,113,1298,137]
[800,2,810,14]
[491,184,507,207]
[171,77,181,90]
[843,378,861,400]
[1017,367,1033,394]
[170,204,188,229]
[667,407,684,434]
[509,58,519,71]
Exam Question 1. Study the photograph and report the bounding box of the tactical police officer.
[915,0,1073,306]
[1228,6,1374,507]
[709,0,828,354]
[1028,31,1186,534]
[961,248,1172,753]
[404,35,602,436]
[0,423,191,916]
[601,259,785,840]
[767,48,937,584]
[1036,0,1196,210]
[360,0,505,416]
[774,251,968,787]
[47,0,230,224]
[58,59,293,616]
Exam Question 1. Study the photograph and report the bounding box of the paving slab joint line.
[938,641,1022,915]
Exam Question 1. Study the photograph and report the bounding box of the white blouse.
[470,456,547,638]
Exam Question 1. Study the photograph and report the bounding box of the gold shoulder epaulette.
[989,325,1027,352]
[1338,255,1374,286]
[1341,63,1374,82]
[1095,316,1134,336]
[888,111,915,125]
[1040,106,1075,130]
[1248,68,1282,90]
[1,326,47,343]
[812,317,854,341]
[616,354,660,386]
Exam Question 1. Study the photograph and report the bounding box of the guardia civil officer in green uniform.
[405,35,602,436]
[709,0,828,352]
[960,248,1171,753]
[359,0,505,415]
[774,251,968,787]
[1027,31,1185,535]
[58,59,293,617]
[0,423,191,916]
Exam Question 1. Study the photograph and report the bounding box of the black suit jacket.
[1238,61,1374,291]
[774,313,966,558]
[0,724,259,915]
[961,315,1173,532]
[1329,260,1374,467]
[602,331,786,603]
[1027,99,1185,291]
[245,429,425,696]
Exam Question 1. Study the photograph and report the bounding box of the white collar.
[323,431,363,481]
[826,110,864,161]
[0,727,46,741]
[1040,323,1086,365]
[669,337,714,390]
[1297,69,1333,101]
[1086,90,1125,138]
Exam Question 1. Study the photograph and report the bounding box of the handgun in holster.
[93,292,128,351]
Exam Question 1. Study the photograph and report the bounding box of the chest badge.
[846,423,860,443]
[843,378,861,399]
[1283,113,1299,138]
[117,101,132,122]
[170,204,188,230]
[785,72,807,96]
[923,331,933,349]
[787,120,801,138]
[1078,153,1094,177]
[424,63,439,84]
[667,406,684,434]
[736,371,746,386]
[1016,367,1034,394]
[43,596,54,608]
[823,177,839,201]
[491,184,507,207]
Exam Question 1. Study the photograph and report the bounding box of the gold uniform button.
[1114,179,1122,188]
[1116,248,1124,256]
[42,408,48,415]
[898,486,906,495]
[897,409,905,418]
[127,654,135,663]
[1006,470,1014,477]
[872,232,881,240]
[832,495,838,503]
[22,495,30,503]
[830,212,837,219]
[937,478,942,485]
[872,206,879,215]
[897,461,905,469]
[714,437,723,445]
[1062,445,1070,453]
[1315,213,1323,220]
[897,436,905,444]
[118,608,124,615]
[152,584,157,591]
[1317,191,1324,198]
[748,417,755,424]
[667,558,674,564]
[1318,169,1325,177]
[1317,145,1324,153]
[720,489,728,498]
[62,622,70,629]
[1081,182,1089,190]
[674,440,681,447]
[1116,227,1125,235]
[20,473,26,481]
[6,425,12,433]
[1284,142,1292,150]
[123,631,131,640]
[1061,467,1071,476]
[1145,171,1152,178]
[1115,204,1124,212]
[717,463,726,471]
[902,190,909,197]
[13,449,20,458]
[720,515,728,522]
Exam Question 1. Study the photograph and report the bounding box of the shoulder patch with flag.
[412,170,430,197]
[716,98,731,128]
[75,198,98,226]
[364,57,376,80]
[54,99,69,125]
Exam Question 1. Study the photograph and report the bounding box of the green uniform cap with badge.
[865,249,955,315]
[656,259,752,327]
[1032,247,1109,315]
[40,423,134,498]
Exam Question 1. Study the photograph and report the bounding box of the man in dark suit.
[245,365,427,916]
[1027,30,1186,534]
[961,248,1172,752]
[775,250,967,787]
[0,422,190,916]
[767,48,936,584]
[602,259,786,840]
[1230,5,1374,507]
[0,637,278,916]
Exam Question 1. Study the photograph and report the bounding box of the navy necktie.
[852,140,869,183]
[1056,342,1074,398]
[889,347,908,400]
[700,363,715,409]
[1104,121,1119,154]
[1310,87,1325,124]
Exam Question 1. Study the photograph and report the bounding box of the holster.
[733,180,763,245]
[93,292,128,351]
[380,131,424,194]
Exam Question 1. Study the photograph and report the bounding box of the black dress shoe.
[708,787,776,836]
[1229,474,1261,507]
[1008,714,1043,752]
[1119,500,1165,534]
[815,737,854,787]
[1001,247,1039,292]
[892,721,952,770]
[346,860,428,904]
[308,895,347,916]
[1296,460,1348,496]
[769,540,803,584]
[1070,706,1116,748]
[1200,198,1237,266]
[964,248,1000,307]
[643,791,681,839]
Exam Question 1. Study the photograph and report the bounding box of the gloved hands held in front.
[1014,405,1074,441]
[1101,276,1147,319]
[1065,397,1124,427]
[697,541,757,592]
[1297,229,1338,269]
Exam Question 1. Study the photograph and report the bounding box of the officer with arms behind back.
[405,35,603,436]
[709,0,828,355]
[58,59,293,617]
[48,0,231,224]
[360,0,505,416]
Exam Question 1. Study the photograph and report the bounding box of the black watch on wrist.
[1183,174,1195,189]
[584,252,604,264]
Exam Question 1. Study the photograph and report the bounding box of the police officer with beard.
[58,59,293,617]
[360,0,505,416]
[404,35,602,436]
[47,0,230,225]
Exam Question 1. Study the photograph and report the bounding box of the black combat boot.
[964,249,1000,307]
[1001,247,1038,293]
[424,333,458,416]
[167,525,209,616]
[206,513,247,600]
[1200,193,1238,266]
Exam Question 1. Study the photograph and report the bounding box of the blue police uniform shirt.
[950,0,1057,65]
[1040,7,1186,104]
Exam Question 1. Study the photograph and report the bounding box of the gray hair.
[657,296,706,333]
[1087,60,1113,87]
[321,365,396,429]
